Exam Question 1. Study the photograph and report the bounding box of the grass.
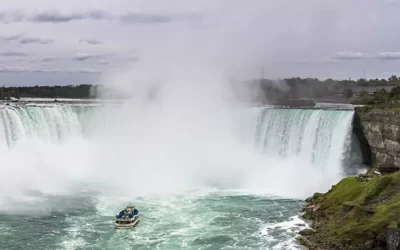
[314,171,400,244]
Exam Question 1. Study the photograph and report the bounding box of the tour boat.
[115,205,139,229]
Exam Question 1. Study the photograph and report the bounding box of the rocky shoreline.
[297,169,400,250]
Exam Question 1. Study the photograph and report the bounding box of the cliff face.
[354,107,400,172]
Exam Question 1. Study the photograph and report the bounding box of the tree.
[343,88,353,98]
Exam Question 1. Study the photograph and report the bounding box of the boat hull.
[115,216,139,229]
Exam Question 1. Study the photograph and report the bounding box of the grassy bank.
[299,169,400,249]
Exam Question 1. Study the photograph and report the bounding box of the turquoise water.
[0,191,305,250]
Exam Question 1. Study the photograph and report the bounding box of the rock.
[341,239,352,247]
[312,204,321,212]
[363,240,375,249]
[366,230,376,239]
[305,196,313,202]
[313,193,324,199]
[354,108,400,170]
[361,206,375,214]
[376,232,386,242]
[302,213,313,220]
[299,228,316,236]
[295,223,306,227]
[343,203,355,212]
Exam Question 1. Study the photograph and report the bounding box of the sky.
[0,0,400,86]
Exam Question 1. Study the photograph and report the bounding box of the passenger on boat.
[116,206,138,218]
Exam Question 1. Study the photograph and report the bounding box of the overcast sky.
[0,0,400,86]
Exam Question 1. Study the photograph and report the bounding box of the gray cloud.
[29,10,110,23]
[20,37,53,44]
[0,34,23,41]
[80,39,103,45]
[332,51,364,60]
[119,12,201,24]
[0,51,29,57]
[97,59,109,65]
[119,13,172,24]
[42,56,57,62]
[0,11,24,23]
[0,66,101,74]
[74,53,93,61]
[0,10,201,25]
[1,34,53,45]
[377,52,400,60]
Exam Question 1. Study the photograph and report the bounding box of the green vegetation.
[302,170,400,249]
[351,86,400,105]
[0,84,132,100]
[0,84,95,100]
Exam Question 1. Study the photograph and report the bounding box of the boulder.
[305,196,313,202]
[363,240,375,249]
[342,203,355,212]
[299,228,316,236]
[361,206,375,214]
[376,232,386,244]
[312,204,321,212]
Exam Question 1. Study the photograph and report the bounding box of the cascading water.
[0,103,357,250]
[250,107,355,176]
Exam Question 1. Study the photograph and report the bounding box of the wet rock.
[363,240,375,249]
[302,213,313,220]
[295,223,306,227]
[376,232,386,242]
[299,228,316,236]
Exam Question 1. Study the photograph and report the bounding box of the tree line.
[1,75,400,101]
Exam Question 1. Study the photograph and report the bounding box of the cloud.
[20,37,53,44]
[119,13,172,24]
[74,53,93,61]
[0,65,101,74]
[119,12,202,24]
[97,59,109,65]
[42,56,57,62]
[1,34,53,45]
[0,10,201,25]
[0,51,29,57]
[80,39,103,45]
[29,10,110,23]
[0,11,24,23]
[332,51,364,60]
[376,52,400,60]
[0,34,23,41]
[78,68,101,74]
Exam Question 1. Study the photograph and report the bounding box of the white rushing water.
[0,104,355,201]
